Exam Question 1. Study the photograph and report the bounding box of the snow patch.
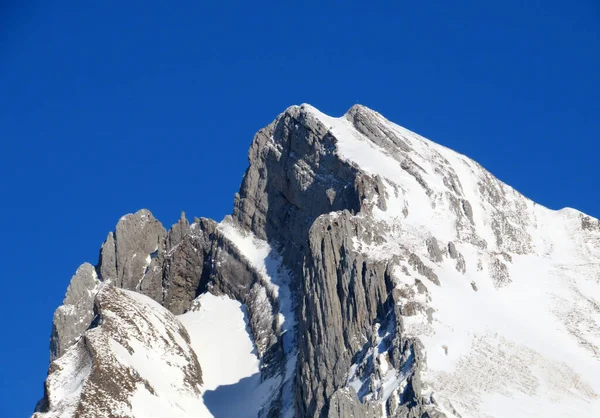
[179,293,277,417]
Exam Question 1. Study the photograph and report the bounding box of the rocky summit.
[34,104,600,418]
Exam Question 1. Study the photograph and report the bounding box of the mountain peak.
[35,104,600,418]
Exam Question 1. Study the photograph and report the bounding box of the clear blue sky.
[1,1,598,416]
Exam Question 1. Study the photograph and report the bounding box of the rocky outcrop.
[582,213,600,231]
[296,212,392,416]
[232,104,363,259]
[96,209,167,302]
[36,286,204,418]
[327,388,378,418]
[161,217,212,315]
[426,238,443,263]
[50,263,100,361]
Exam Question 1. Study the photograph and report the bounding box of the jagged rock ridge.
[35,104,600,418]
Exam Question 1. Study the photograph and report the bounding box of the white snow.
[179,293,259,391]
[178,293,277,417]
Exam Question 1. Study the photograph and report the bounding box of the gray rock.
[408,253,440,286]
[461,199,474,225]
[296,212,392,416]
[447,241,458,259]
[581,214,600,231]
[328,388,378,418]
[50,263,100,361]
[489,256,511,288]
[455,254,466,274]
[113,209,166,300]
[167,211,190,249]
[233,104,362,254]
[344,104,412,154]
[401,158,433,196]
[229,105,447,417]
[426,238,443,263]
[162,217,210,315]
[447,242,466,274]
[98,232,116,281]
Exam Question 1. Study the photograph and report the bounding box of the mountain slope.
[35,104,600,418]
[35,286,206,418]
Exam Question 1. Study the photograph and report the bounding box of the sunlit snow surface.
[179,293,276,417]
[304,104,600,417]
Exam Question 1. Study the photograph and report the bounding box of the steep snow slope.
[180,293,260,391]
[304,104,600,417]
[178,293,277,417]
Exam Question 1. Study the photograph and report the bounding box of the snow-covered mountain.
[34,104,600,418]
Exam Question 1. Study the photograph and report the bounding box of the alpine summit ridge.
[34,104,600,418]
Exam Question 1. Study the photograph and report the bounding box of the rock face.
[35,104,600,418]
[50,263,100,361]
[100,209,167,301]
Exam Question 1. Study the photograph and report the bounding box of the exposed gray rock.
[455,254,466,274]
[295,212,435,417]
[442,172,463,196]
[426,238,443,263]
[477,169,533,254]
[229,104,445,416]
[461,200,474,225]
[113,209,166,301]
[345,104,412,154]
[96,209,168,302]
[447,242,458,259]
[581,214,600,231]
[233,104,362,250]
[296,212,391,416]
[162,217,211,315]
[97,233,116,281]
[447,242,466,274]
[356,174,388,212]
[328,388,378,418]
[167,211,191,249]
[50,263,100,361]
[489,256,510,288]
[408,254,440,286]
[401,158,433,196]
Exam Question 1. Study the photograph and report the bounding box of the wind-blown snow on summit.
[35,104,600,418]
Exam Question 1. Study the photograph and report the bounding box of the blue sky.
[0,1,598,416]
